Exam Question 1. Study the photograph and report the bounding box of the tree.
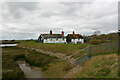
[93,30,101,35]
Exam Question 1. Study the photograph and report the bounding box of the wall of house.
[71,39,84,44]
[43,38,66,43]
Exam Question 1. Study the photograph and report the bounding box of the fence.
[67,46,90,64]
[63,42,118,65]
[75,46,90,64]
[89,42,118,56]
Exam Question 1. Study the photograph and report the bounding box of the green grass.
[18,41,90,55]
[71,54,118,78]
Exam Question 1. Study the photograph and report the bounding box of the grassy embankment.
[18,41,90,56]
[71,54,118,78]
[2,46,70,78]
[18,41,118,58]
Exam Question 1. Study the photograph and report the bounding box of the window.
[50,38,52,41]
[56,38,58,41]
[63,38,64,40]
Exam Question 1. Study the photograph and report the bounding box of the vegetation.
[18,41,90,55]
[1,40,20,44]
[89,42,118,56]
[24,50,58,71]
[2,47,25,78]
[71,54,118,78]
[71,49,87,59]
[43,61,69,78]
[2,31,118,78]
[2,46,68,78]
[90,39,101,45]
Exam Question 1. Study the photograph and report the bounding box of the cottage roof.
[67,34,83,39]
[41,34,65,39]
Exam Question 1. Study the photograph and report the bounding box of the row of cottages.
[37,30,84,44]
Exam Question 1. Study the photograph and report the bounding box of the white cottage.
[37,30,66,43]
[66,31,84,44]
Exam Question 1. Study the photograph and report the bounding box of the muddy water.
[16,61,43,78]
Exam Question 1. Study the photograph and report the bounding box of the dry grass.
[43,61,68,78]
[89,42,118,56]
[71,54,118,78]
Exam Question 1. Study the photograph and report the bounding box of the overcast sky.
[2,1,118,40]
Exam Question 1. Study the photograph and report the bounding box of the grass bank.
[18,41,90,55]
[71,54,118,78]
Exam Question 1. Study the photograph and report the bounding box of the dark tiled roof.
[68,34,83,39]
[41,34,65,39]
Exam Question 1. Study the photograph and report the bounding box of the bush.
[90,39,101,45]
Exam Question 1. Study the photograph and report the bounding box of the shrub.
[90,39,101,45]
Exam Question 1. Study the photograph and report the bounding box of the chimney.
[73,31,75,34]
[62,31,64,36]
[50,30,52,34]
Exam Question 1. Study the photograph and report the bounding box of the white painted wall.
[71,38,84,44]
[43,38,66,43]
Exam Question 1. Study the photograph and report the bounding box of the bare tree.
[93,30,101,35]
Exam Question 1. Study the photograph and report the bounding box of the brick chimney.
[73,31,75,34]
[50,30,52,34]
[62,31,64,36]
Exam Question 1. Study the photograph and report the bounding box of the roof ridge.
[41,34,62,35]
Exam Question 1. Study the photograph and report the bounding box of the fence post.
[88,46,90,58]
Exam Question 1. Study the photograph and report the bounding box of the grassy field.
[18,41,90,55]
[71,54,118,78]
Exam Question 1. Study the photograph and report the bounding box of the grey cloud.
[2,2,118,40]
[5,2,39,19]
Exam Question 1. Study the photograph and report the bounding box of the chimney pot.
[50,30,52,34]
[73,31,75,34]
[62,31,64,36]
